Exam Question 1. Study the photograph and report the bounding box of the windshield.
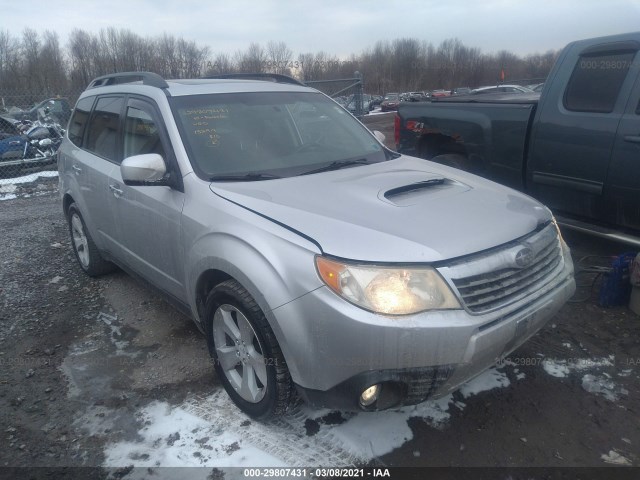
[170,91,388,180]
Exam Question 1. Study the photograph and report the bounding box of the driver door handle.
[109,184,124,197]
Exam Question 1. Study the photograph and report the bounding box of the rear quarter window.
[564,51,635,113]
[68,96,95,147]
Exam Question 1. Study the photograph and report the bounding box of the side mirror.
[121,153,167,186]
[373,130,386,143]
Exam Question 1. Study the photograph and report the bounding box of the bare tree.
[236,43,266,73]
[0,30,21,91]
[205,52,235,75]
[69,29,98,89]
[266,41,292,75]
[2,27,563,108]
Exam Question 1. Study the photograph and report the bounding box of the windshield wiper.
[298,158,370,176]
[209,173,282,182]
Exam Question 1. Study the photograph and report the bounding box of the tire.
[67,203,115,276]
[205,279,293,419]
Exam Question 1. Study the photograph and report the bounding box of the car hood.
[210,156,551,263]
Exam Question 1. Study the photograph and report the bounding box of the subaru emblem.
[514,247,534,268]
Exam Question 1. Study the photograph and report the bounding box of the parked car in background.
[430,89,451,99]
[471,85,534,95]
[59,71,575,420]
[408,92,425,102]
[381,93,401,111]
[370,95,383,108]
[345,94,374,115]
[451,87,471,96]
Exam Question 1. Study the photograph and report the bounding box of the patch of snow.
[516,372,526,380]
[542,356,615,379]
[543,360,571,378]
[327,410,413,459]
[367,110,395,116]
[99,369,515,469]
[404,394,454,428]
[104,400,286,470]
[97,312,136,357]
[101,390,458,469]
[1,170,58,185]
[601,450,632,465]
[582,374,620,402]
[0,184,17,193]
[459,368,510,397]
[453,400,466,410]
[562,342,572,349]
[0,194,17,201]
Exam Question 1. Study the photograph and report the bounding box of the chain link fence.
[0,89,80,190]
[304,73,367,118]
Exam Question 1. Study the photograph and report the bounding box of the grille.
[445,224,563,314]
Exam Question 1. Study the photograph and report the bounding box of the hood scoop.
[381,177,469,206]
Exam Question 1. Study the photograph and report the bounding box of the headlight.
[315,256,461,315]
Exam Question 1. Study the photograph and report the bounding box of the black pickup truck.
[396,32,640,246]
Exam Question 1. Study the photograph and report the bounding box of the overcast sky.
[2,0,640,57]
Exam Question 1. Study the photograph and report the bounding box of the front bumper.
[272,245,575,411]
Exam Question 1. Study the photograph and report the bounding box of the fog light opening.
[359,384,381,408]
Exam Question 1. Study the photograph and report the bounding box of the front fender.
[185,228,323,377]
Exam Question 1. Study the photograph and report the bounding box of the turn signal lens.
[316,256,345,291]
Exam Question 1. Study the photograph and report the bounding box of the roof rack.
[88,72,170,89]
[204,73,305,86]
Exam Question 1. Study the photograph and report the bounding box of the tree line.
[0,27,559,107]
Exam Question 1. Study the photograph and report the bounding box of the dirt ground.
[0,118,639,478]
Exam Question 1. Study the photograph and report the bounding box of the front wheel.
[205,280,294,419]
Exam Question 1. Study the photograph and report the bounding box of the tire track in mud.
[183,392,366,467]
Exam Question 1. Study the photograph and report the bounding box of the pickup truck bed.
[397,97,537,191]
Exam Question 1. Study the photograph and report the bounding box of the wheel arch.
[187,231,322,384]
[62,192,75,219]
[418,132,466,160]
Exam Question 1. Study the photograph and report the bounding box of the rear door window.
[564,51,635,113]
[85,96,124,162]
[68,96,95,147]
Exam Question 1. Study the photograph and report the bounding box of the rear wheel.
[205,279,293,419]
[67,203,115,276]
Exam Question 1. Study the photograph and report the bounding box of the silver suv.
[59,72,576,419]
